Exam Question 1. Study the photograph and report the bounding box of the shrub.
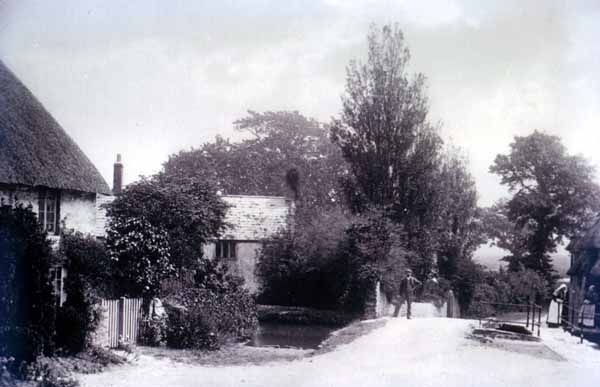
[0,204,56,365]
[55,233,111,354]
[257,209,409,314]
[458,265,549,317]
[256,209,363,309]
[24,357,79,387]
[105,176,228,299]
[138,315,166,347]
[164,286,257,350]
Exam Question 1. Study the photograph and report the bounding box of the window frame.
[38,190,60,235]
[215,240,237,259]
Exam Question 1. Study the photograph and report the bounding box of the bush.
[0,204,56,364]
[55,233,111,354]
[457,264,549,317]
[23,357,79,387]
[257,209,409,314]
[138,315,166,347]
[164,286,257,350]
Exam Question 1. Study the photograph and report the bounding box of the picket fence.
[99,298,143,348]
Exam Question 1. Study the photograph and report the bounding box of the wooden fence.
[98,298,143,348]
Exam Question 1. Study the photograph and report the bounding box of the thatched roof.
[0,60,110,194]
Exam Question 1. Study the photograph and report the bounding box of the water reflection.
[247,322,336,349]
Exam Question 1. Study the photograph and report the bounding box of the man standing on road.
[394,269,422,319]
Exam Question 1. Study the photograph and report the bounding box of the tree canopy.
[106,175,228,298]
[489,130,600,279]
[330,24,482,278]
[163,110,347,219]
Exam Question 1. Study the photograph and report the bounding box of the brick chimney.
[112,154,123,195]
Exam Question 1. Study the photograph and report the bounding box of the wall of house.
[0,185,98,237]
[202,241,263,294]
[61,191,97,235]
[0,185,39,212]
[235,242,262,293]
[95,194,115,237]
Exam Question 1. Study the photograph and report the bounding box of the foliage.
[256,209,352,309]
[106,176,228,298]
[55,233,112,354]
[490,131,600,282]
[446,257,486,313]
[257,209,409,314]
[163,110,348,220]
[340,210,409,310]
[19,347,126,387]
[480,203,530,271]
[330,24,483,279]
[0,204,56,364]
[106,216,173,299]
[164,286,257,350]
[436,151,484,279]
[138,315,167,347]
[463,267,548,317]
[23,356,80,387]
[330,24,440,211]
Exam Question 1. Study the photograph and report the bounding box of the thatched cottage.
[566,219,600,331]
[203,195,294,293]
[0,60,113,304]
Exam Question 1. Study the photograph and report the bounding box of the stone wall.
[445,290,461,318]
[364,281,392,319]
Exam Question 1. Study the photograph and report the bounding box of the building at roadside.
[567,219,600,333]
[202,195,294,293]
[0,59,112,305]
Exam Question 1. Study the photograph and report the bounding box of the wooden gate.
[99,298,143,348]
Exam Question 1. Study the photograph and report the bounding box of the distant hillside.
[473,245,571,277]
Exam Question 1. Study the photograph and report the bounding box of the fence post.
[118,297,125,345]
[526,304,530,329]
[537,305,541,337]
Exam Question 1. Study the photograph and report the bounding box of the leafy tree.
[0,204,56,363]
[436,151,484,279]
[330,24,485,279]
[490,130,600,281]
[163,110,347,219]
[106,216,173,298]
[256,208,352,309]
[106,175,228,298]
[480,202,530,271]
[331,24,442,214]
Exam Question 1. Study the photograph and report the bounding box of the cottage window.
[215,240,236,259]
[39,191,60,234]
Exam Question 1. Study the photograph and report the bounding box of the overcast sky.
[1,0,599,212]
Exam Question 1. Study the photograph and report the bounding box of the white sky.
[0,0,598,213]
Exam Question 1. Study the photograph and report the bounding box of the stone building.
[0,59,112,305]
[203,195,294,293]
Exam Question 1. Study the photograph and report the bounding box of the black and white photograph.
[0,1,599,386]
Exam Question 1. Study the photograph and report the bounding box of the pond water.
[247,322,337,349]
